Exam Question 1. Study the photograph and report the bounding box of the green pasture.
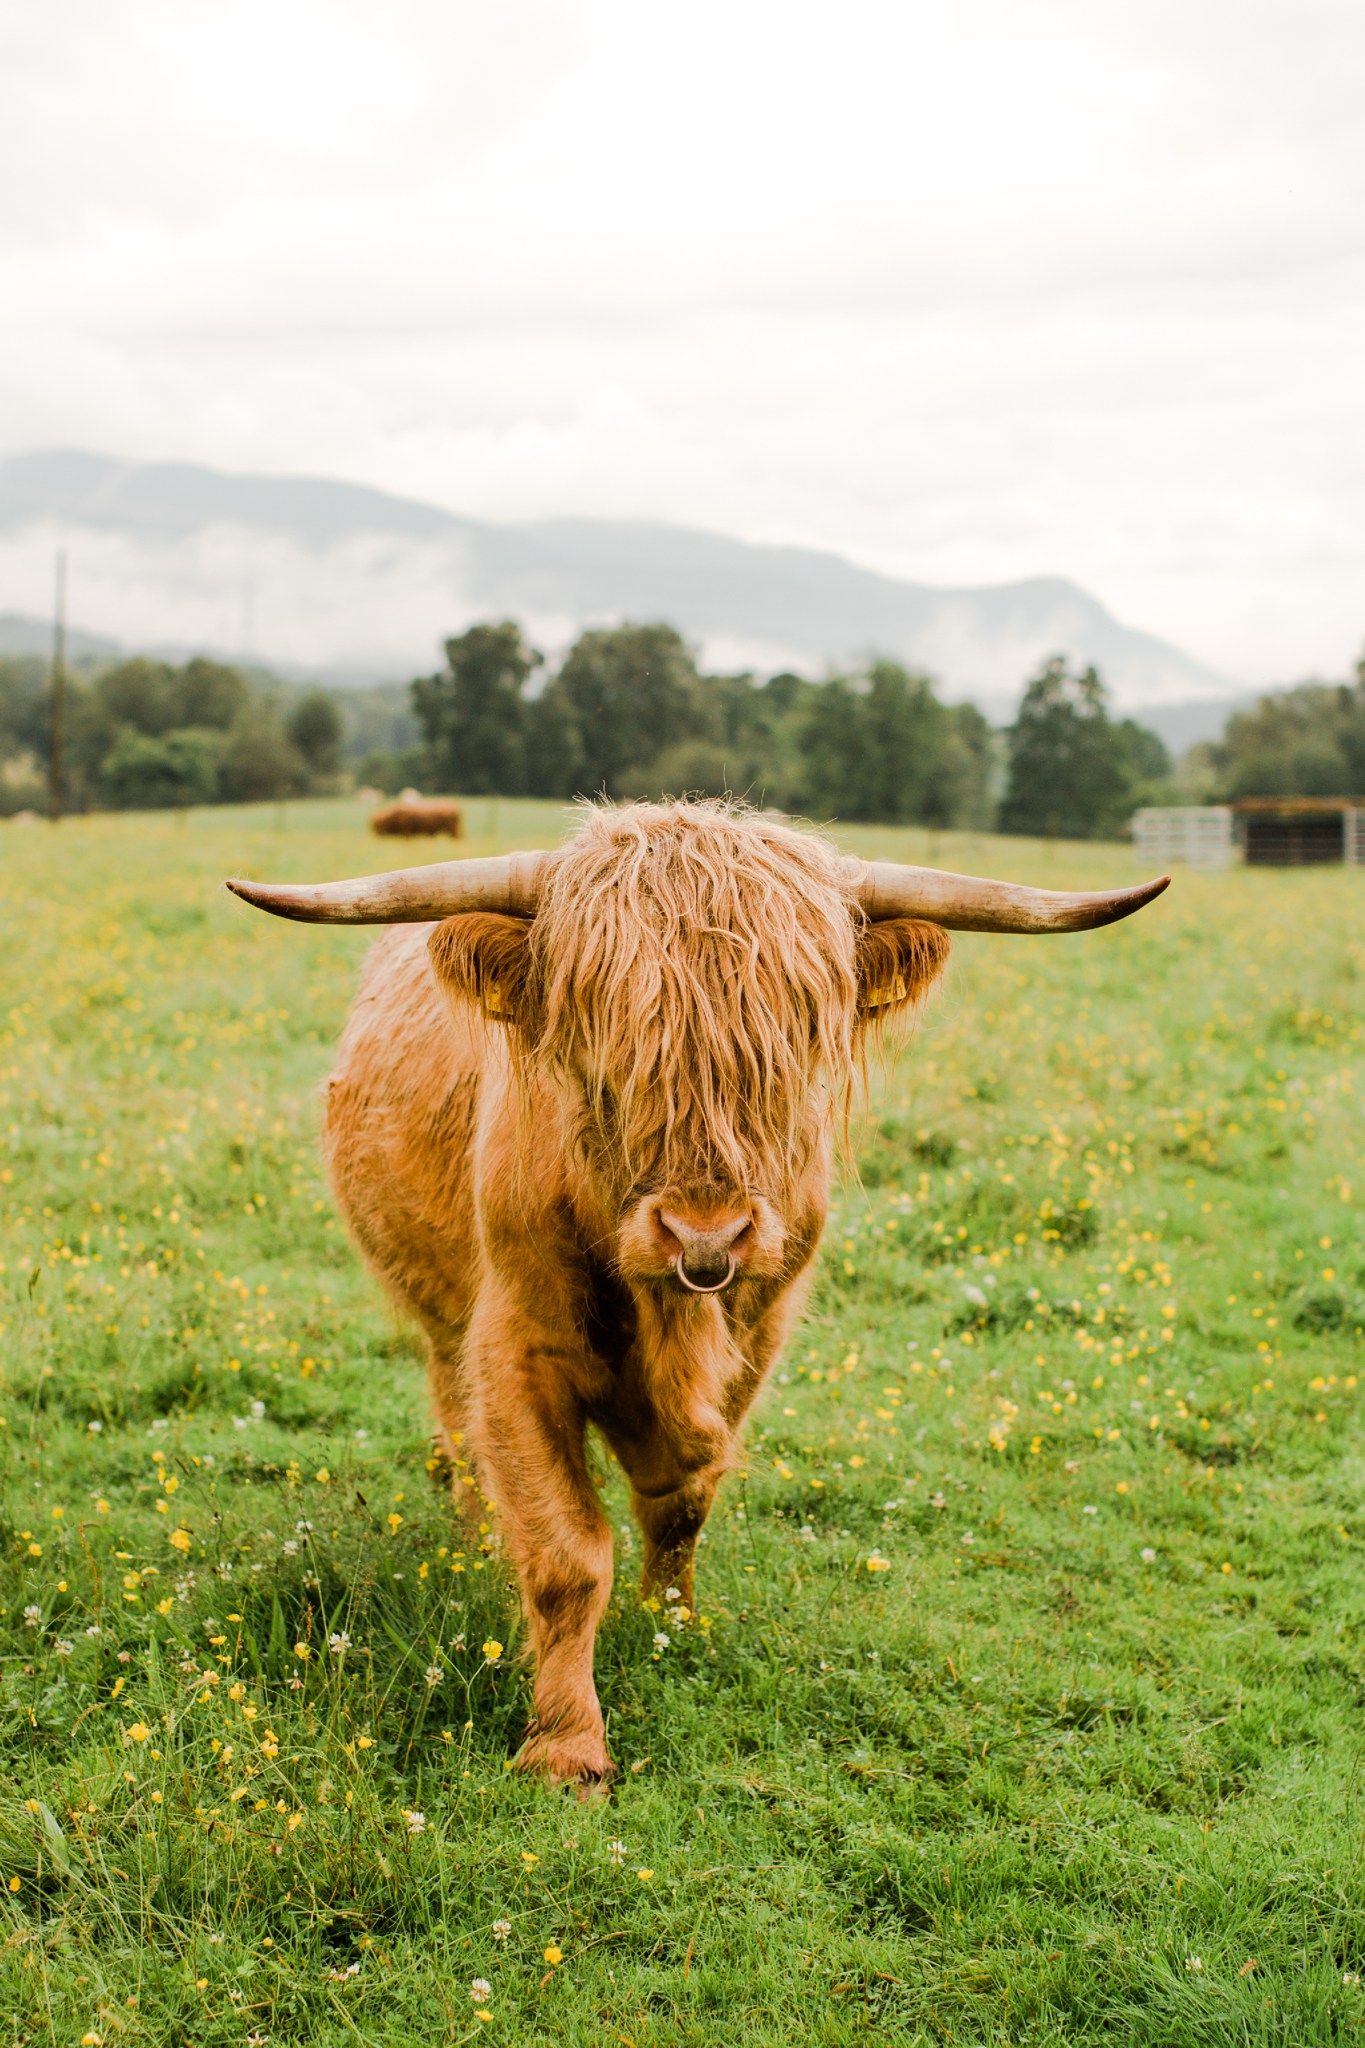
[1,798,1363,2045]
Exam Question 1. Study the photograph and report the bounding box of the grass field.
[1,797,1363,2046]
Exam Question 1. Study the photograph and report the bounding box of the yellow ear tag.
[482,983,511,1018]
[866,974,908,1010]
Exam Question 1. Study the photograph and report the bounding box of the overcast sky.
[2,0,1362,683]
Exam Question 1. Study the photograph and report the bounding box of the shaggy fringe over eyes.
[524,801,877,1196]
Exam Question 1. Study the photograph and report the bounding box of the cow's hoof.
[514,1729,617,1795]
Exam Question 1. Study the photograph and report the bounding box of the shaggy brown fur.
[324,802,948,1789]
[371,800,464,838]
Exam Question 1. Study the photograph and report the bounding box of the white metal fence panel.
[1130,807,1234,869]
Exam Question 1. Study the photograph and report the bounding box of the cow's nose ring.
[673,1254,738,1294]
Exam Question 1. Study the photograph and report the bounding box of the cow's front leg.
[466,1309,615,1792]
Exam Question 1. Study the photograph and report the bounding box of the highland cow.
[371,799,464,839]
[228,803,1166,1789]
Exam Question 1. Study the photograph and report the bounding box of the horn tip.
[224,877,317,922]
[1096,873,1169,928]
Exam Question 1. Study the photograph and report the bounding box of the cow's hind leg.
[423,1329,490,1537]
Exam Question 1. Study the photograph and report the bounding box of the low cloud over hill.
[0,450,1237,724]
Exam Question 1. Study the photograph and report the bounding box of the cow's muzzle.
[658,1208,751,1294]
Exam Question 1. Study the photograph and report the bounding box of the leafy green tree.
[718,670,821,812]
[95,658,177,737]
[797,678,873,819]
[355,747,430,797]
[170,658,251,731]
[287,690,344,779]
[98,728,225,809]
[792,662,995,827]
[217,705,309,803]
[411,623,540,795]
[1207,676,1365,798]
[930,701,997,831]
[521,685,582,800]
[548,623,701,795]
[999,656,1168,839]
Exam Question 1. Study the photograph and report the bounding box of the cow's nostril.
[657,1207,751,1291]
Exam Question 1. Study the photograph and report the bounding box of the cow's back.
[324,923,492,1337]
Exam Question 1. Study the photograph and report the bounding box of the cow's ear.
[429,913,537,1029]
[854,917,950,1022]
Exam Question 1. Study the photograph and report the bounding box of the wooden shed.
[1230,797,1365,867]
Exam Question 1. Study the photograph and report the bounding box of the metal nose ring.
[673,1253,737,1295]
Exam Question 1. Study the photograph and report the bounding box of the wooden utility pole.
[48,549,66,823]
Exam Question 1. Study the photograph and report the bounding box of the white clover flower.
[425,1664,443,1686]
[405,1810,427,1834]
[1141,1547,1157,1562]
[652,1633,670,1651]
[492,1919,511,1942]
[282,1541,299,1556]
[470,1978,492,2002]
[664,1586,682,1604]
[329,1632,351,1655]
[55,1639,73,1657]
[1082,1504,1099,1516]
[23,1605,40,1627]
[1185,1956,1202,1972]
[86,1624,103,1638]
[606,1838,626,1865]
[798,1524,816,1542]
[87,1419,103,1434]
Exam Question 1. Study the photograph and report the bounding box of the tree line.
[407,621,1172,837]
[0,654,345,813]
[1182,647,1365,800]
[3,617,1362,834]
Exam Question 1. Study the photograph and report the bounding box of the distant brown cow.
[228,803,1167,1790]
[371,799,464,839]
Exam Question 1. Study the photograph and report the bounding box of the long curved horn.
[225,850,549,924]
[855,862,1169,933]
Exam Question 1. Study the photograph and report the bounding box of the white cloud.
[1,0,1363,683]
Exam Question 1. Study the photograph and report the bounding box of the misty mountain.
[0,449,1238,724]
[0,611,119,662]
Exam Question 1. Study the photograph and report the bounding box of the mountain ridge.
[0,448,1238,723]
